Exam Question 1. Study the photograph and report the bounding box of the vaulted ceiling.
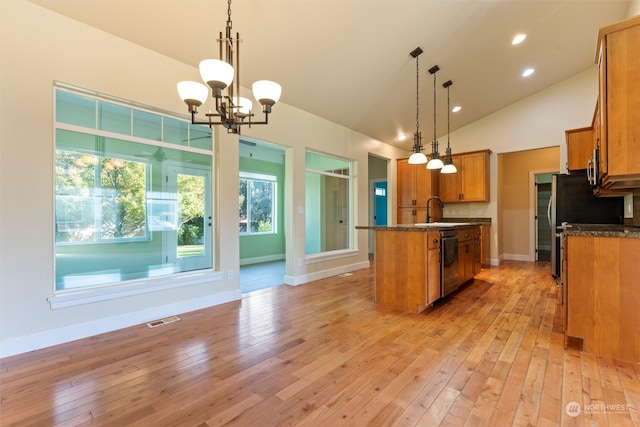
[29,0,632,151]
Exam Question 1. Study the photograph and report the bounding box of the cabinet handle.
[433,238,439,243]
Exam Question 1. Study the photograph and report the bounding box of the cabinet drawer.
[428,233,440,249]
[458,228,474,242]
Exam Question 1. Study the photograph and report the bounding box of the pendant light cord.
[416,55,420,136]
[433,69,437,141]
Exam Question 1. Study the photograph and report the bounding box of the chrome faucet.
[426,196,444,223]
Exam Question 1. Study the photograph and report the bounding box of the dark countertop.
[356,220,488,232]
[562,223,640,239]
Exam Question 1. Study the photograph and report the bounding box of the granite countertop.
[562,223,640,238]
[356,218,490,232]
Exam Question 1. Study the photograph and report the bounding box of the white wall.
[0,0,407,357]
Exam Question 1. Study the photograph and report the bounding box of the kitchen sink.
[414,222,471,227]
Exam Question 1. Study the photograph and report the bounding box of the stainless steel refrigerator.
[549,173,623,278]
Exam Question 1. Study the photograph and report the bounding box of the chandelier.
[176,0,282,134]
[407,47,427,164]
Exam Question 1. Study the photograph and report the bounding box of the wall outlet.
[227,269,233,280]
[297,258,303,266]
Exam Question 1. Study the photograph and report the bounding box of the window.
[239,172,276,234]
[305,151,353,255]
[54,86,213,292]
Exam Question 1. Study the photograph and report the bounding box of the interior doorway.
[238,136,288,293]
[534,172,555,262]
[368,155,389,254]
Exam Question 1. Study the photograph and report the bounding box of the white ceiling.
[29,0,631,151]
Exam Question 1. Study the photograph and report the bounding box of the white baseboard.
[239,254,285,266]
[0,290,241,359]
[284,260,370,286]
[502,253,533,262]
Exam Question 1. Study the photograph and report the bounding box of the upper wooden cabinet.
[438,150,491,203]
[594,15,640,190]
[397,158,440,224]
[565,127,592,171]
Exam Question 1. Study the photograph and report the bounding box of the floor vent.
[338,273,353,278]
[146,315,180,328]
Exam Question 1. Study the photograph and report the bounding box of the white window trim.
[48,269,223,309]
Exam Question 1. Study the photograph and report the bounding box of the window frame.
[51,84,219,305]
[304,150,355,256]
[239,171,278,236]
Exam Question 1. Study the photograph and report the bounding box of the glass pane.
[239,178,247,232]
[177,173,205,258]
[189,124,212,150]
[98,101,131,135]
[133,110,162,141]
[56,90,96,128]
[55,130,213,291]
[163,117,189,146]
[248,180,273,233]
[100,158,147,239]
[305,173,350,254]
[55,149,98,243]
[305,151,351,175]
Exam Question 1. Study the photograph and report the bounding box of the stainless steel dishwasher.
[440,229,459,297]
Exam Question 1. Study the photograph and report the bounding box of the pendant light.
[408,47,427,164]
[426,65,444,169]
[440,80,458,174]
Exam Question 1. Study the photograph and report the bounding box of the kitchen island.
[560,223,640,363]
[356,221,489,313]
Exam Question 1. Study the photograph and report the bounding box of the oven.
[440,229,459,297]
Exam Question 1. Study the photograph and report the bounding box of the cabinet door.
[426,232,441,305]
[415,166,438,208]
[398,207,416,225]
[597,41,608,177]
[439,155,462,202]
[473,227,482,275]
[605,24,640,179]
[397,159,415,208]
[566,127,593,171]
[461,152,489,202]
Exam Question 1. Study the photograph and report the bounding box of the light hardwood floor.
[1,261,639,426]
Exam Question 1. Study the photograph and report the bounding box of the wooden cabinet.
[479,224,490,267]
[438,150,491,202]
[426,233,441,305]
[373,230,441,313]
[594,16,640,190]
[473,226,482,275]
[564,234,640,363]
[565,127,592,171]
[457,226,478,285]
[458,227,480,284]
[397,158,440,224]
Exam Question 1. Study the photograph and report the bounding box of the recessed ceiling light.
[522,68,535,77]
[512,34,527,45]
[397,133,407,141]
[452,106,462,113]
